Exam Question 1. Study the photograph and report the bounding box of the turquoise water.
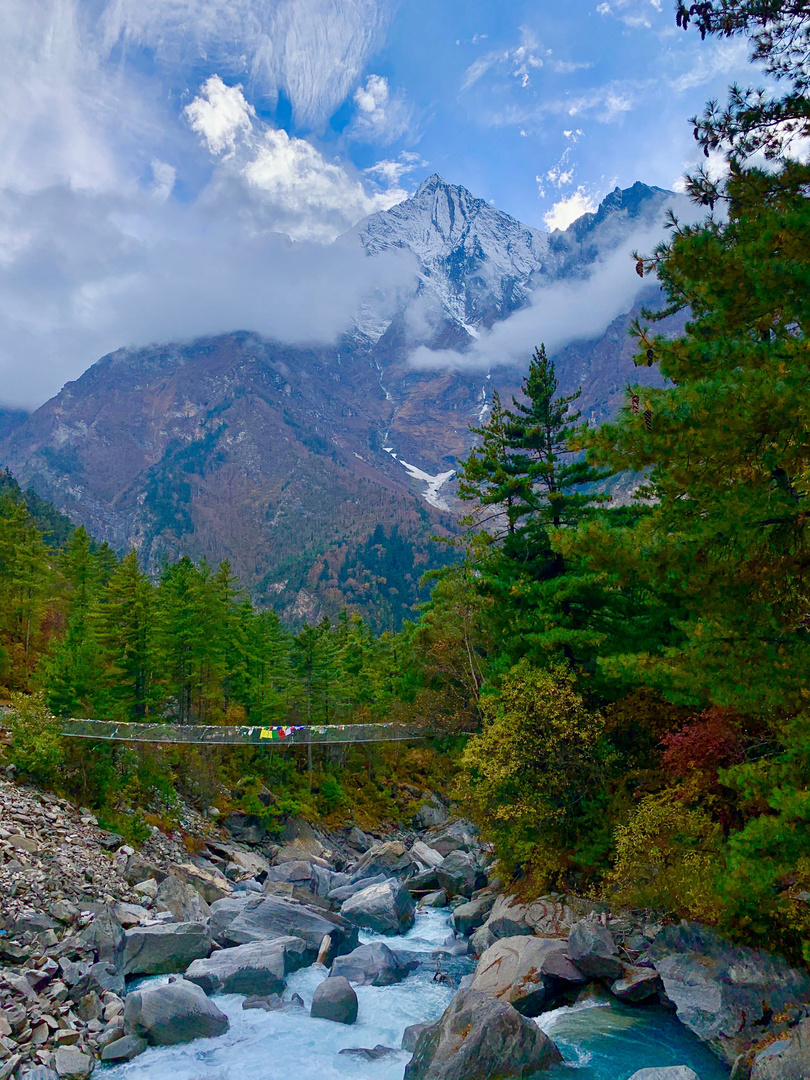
[103,910,729,1080]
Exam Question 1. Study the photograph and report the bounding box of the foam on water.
[101,908,730,1080]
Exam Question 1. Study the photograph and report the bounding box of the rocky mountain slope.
[0,178,673,626]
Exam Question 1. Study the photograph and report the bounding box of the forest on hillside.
[2,0,810,964]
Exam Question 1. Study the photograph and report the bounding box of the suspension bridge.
[51,718,468,746]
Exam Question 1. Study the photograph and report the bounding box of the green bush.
[6,691,64,784]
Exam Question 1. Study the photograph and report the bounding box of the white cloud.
[102,0,399,129]
[543,187,598,230]
[365,151,426,186]
[461,27,544,92]
[150,160,176,202]
[184,77,255,157]
[349,74,412,144]
[671,38,750,93]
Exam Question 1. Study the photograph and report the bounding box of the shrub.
[6,691,64,784]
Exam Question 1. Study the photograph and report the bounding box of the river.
[102,909,730,1080]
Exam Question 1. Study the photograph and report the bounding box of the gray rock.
[413,794,449,830]
[750,1016,810,1079]
[402,1021,435,1053]
[124,979,229,1045]
[331,942,417,986]
[483,895,575,940]
[339,1045,397,1060]
[185,936,307,995]
[340,880,415,935]
[469,925,497,958]
[647,923,810,1064]
[100,1035,148,1063]
[471,936,562,1016]
[453,895,496,936]
[435,850,480,899]
[611,966,662,1003]
[264,860,317,884]
[349,841,413,881]
[209,896,249,942]
[567,919,622,980]
[221,895,358,957]
[419,890,447,909]
[78,906,124,966]
[539,948,587,984]
[19,1069,59,1080]
[410,840,445,870]
[347,826,372,852]
[426,820,478,857]
[69,960,125,1000]
[407,868,441,894]
[53,1048,94,1079]
[310,976,358,1025]
[404,988,562,1080]
[327,874,388,904]
[123,922,212,976]
[156,875,212,923]
[627,1070,699,1080]
[123,854,165,885]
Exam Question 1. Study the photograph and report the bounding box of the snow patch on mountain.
[383,445,455,510]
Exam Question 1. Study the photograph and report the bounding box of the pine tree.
[98,551,157,720]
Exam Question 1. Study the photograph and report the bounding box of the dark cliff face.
[0,179,675,626]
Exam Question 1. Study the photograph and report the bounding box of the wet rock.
[124,979,229,1045]
[221,896,358,957]
[185,937,307,995]
[155,875,212,923]
[471,936,562,1016]
[404,988,562,1080]
[611,966,663,1003]
[339,1045,397,1060]
[403,1021,435,1053]
[310,976,358,1025]
[331,942,418,986]
[123,922,212,976]
[647,923,810,1064]
[242,994,283,1011]
[419,891,447,909]
[435,851,480,900]
[100,1035,148,1063]
[453,895,495,936]
[340,880,415,935]
[567,919,622,980]
[539,949,587,984]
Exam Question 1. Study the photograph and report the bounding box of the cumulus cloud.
[184,77,255,157]
[543,188,598,230]
[409,201,695,373]
[349,74,412,144]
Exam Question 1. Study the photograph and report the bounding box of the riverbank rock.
[340,880,415,934]
[453,895,496,936]
[327,874,388,904]
[610,966,662,1003]
[123,922,212,976]
[646,923,810,1063]
[567,919,622,980]
[99,1035,147,1063]
[404,988,562,1080]
[482,895,575,941]
[410,841,445,870]
[435,851,480,899]
[185,937,307,995]
[749,1016,810,1079]
[310,976,358,1025]
[349,841,412,881]
[53,1048,94,1078]
[471,936,563,1016]
[124,979,229,1045]
[414,795,449,830]
[220,895,359,957]
[155,875,212,922]
[331,942,418,986]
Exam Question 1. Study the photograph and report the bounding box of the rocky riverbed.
[2,778,810,1080]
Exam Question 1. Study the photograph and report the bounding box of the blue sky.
[0,0,757,404]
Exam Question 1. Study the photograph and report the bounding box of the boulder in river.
[483,895,575,941]
[419,890,447,909]
[185,937,307,995]
[327,874,388,904]
[610,966,662,1003]
[310,976,358,1025]
[471,936,563,1015]
[100,1035,148,1063]
[453,895,496,936]
[404,987,562,1080]
[124,979,229,1045]
[627,1070,700,1080]
[567,919,622,980]
[123,922,212,976]
[340,880,416,934]
[220,895,359,957]
[349,841,413,881]
[646,922,810,1063]
[331,942,418,986]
